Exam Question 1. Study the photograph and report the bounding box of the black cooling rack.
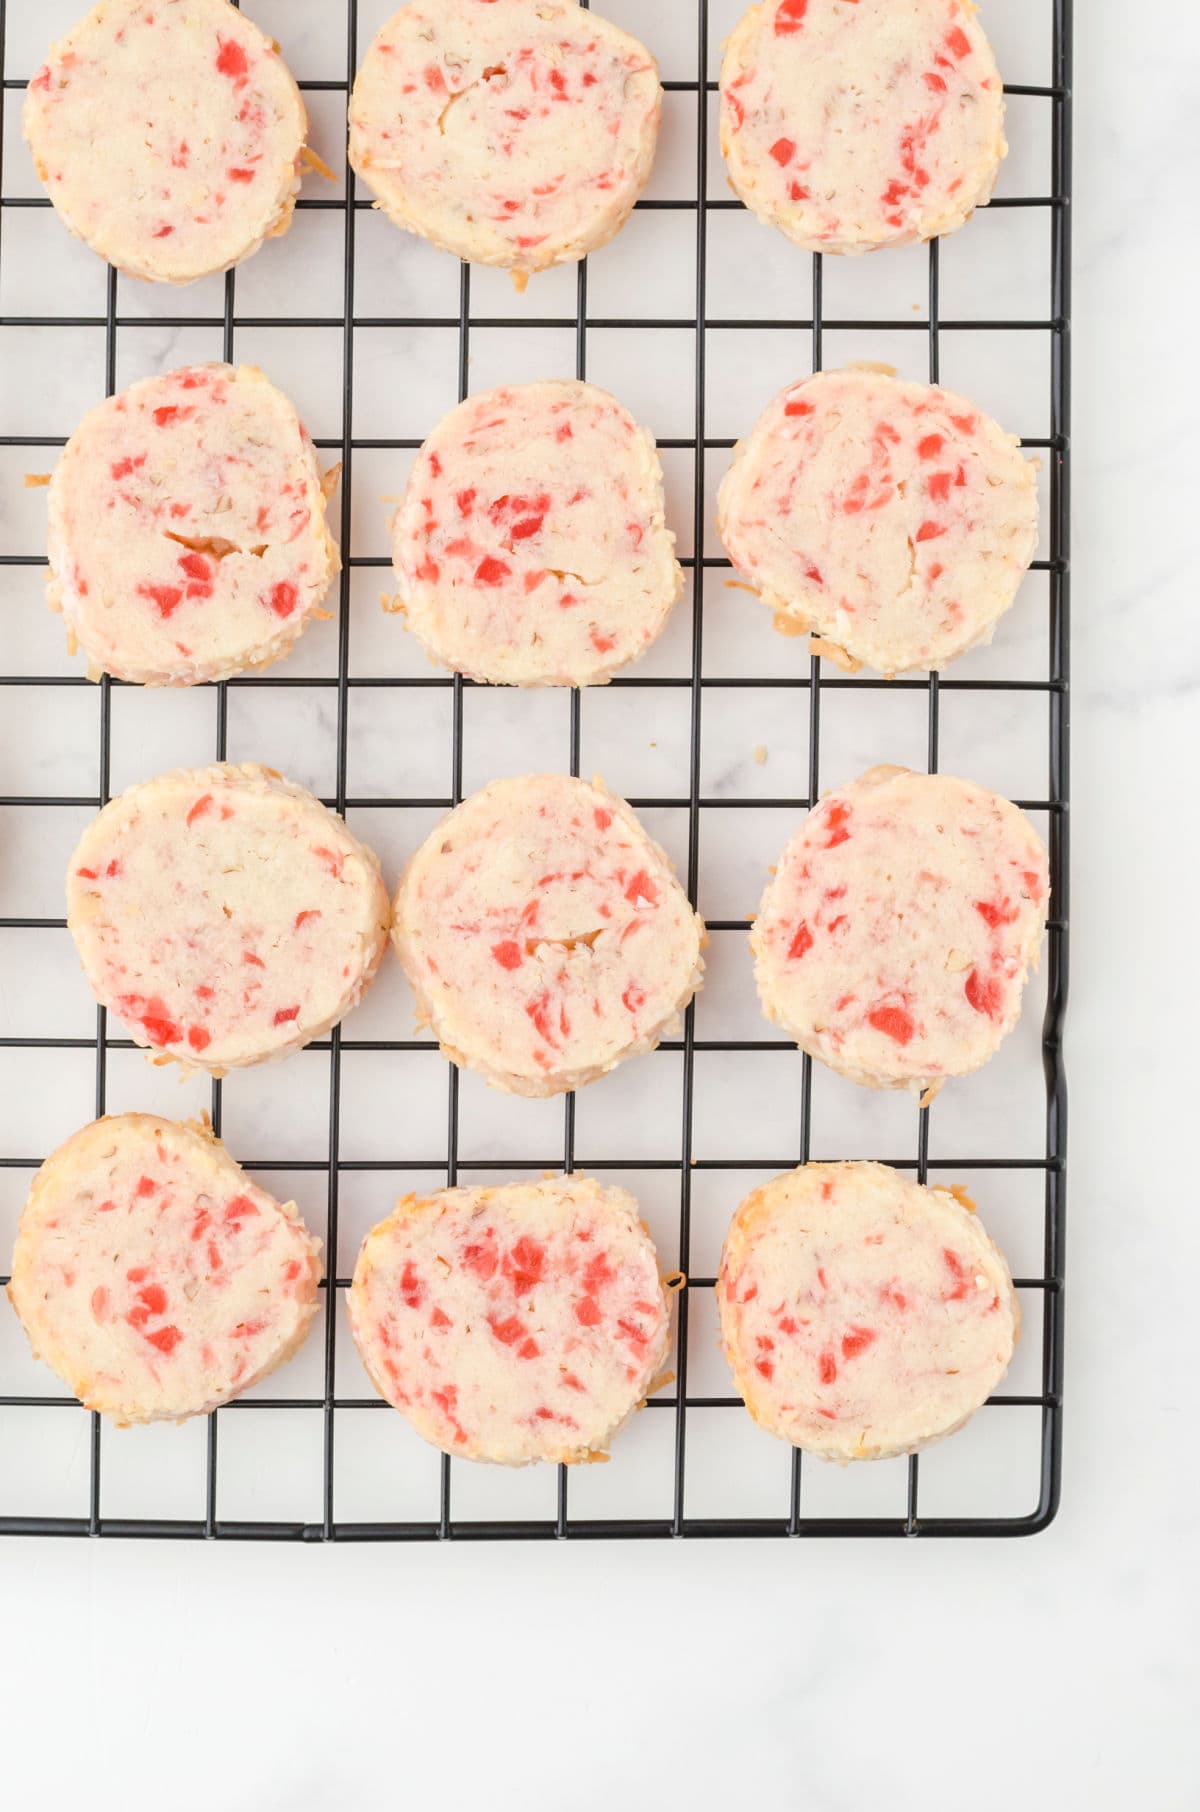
[0,0,1070,1540]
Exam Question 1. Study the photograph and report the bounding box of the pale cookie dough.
[718,1161,1018,1461]
[721,0,1006,255]
[717,367,1038,674]
[8,1113,322,1424]
[25,0,308,283]
[47,363,339,686]
[390,380,682,686]
[349,0,661,275]
[67,764,390,1072]
[752,766,1048,1094]
[392,774,705,1097]
[349,1176,672,1465]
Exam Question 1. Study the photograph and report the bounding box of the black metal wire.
[0,0,1069,1540]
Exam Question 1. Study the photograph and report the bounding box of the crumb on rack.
[753,744,767,765]
[300,146,338,184]
[809,634,862,673]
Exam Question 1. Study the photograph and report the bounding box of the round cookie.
[47,363,339,686]
[390,381,682,686]
[717,1161,1018,1461]
[720,0,1006,255]
[67,763,390,1072]
[751,766,1048,1094]
[349,0,661,276]
[7,1114,322,1424]
[348,1177,672,1465]
[717,367,1038,675]
[392,774,705,1097]
[25,0,307,284]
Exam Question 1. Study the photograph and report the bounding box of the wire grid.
[0,0,1070,1540]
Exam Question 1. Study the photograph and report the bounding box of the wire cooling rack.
[0,0,1069,1539]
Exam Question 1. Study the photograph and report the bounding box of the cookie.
[7,1113,322,1424]
[720,0,1005,255]
[718,1161,1018,1461]
[751,766,1048,1094]
[47,363,338,685]
[349,0,660,276]
[717,367,1038,674]
[392,774,704,1096]
[67,764,390,1071]
[25,0,307,283]
[348,1176,672,1464]
[390,380,681,686]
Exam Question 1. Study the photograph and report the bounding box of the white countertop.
[0,2,1195,1806]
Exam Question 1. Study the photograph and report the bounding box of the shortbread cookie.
[717,367,1038,674]
[720,0,1005,255]
[718,1161,1018,1460]
[47,364,338,685]
[752,766,1048,1093]
[348,1177,671,1464]
[349,0,661,275]
[390,380,681,685]
[25,0,307,283]
[392,774,704,1096]
[8,1113,322,1424]
[67,764,390,1071]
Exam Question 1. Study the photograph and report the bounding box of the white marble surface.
[0,1,1196,1806]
